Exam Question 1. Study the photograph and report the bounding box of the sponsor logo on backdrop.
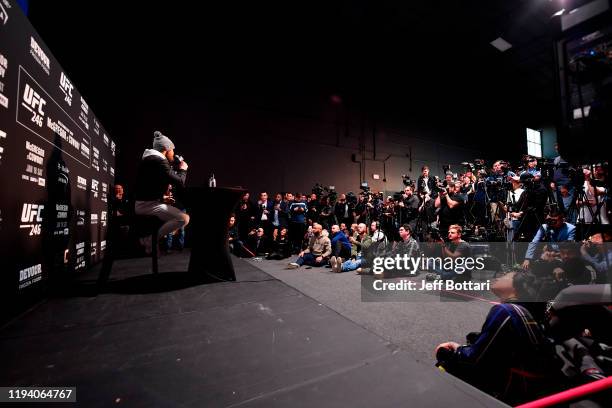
[0,53,7,108]
[78,97,89,130]
[101,211,107,227]
[18,68,92,169]
[20,203,43,236]
[29,37,50,75]
[102,158,107,173]
[56,162,69,185]
[91,242,97,257]
[93,118,100,135]
[91,179,99,198]
[76,209,86,226]
[47,117,78,151]
[19,264,43,290]
[77,175,87,191]
[79,135,90,160]
[0,129,6,164]
[0,0,10,27]
[103,133,109,147]
[110,166,114,177]
[92,146,99,171]
[22,83,46,127]
[22,140,46,187]
[55,203,69,236]
[101,182,108,203]
[110,140,116,157]
[91,213,98,225]
[75,241,86,270]
[101,240,106,252]
[59,72,73,106]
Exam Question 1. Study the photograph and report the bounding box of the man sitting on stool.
[287,223,331,268]
[134,130,190,254]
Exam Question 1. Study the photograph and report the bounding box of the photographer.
[580,232,612,281]
[318,196,335,231]
[512,173,549,242]
[577,166,609,225]
[398,185,419,231]
[334,193,355,226]
[435,181,466,237]
[134,131,189,254]
[522,210,576,272]
[307,193,320,225]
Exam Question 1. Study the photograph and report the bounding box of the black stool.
[134,215,164,274]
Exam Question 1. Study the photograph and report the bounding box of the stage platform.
[0,251,507,407]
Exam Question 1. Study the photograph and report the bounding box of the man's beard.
[314,231,321,236]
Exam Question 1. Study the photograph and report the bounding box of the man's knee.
[180,212,190,227]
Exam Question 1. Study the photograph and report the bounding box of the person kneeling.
[287,223,331,268]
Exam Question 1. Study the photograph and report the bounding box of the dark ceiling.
[26,0,587,142]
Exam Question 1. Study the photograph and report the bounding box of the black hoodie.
[134,149,186,201]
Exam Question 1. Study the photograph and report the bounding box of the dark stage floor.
[0,252,507,407]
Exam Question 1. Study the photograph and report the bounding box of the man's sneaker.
[425,272,441,281]
[330,256,337,271]
[287,262,300,269]
[335,257,343,273]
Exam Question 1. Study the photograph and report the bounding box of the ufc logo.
[21,204,44,223]
[23,84,46,115]
[59,72,73,97]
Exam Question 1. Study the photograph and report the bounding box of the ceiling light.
[552,8,566,17]
[490,37,512,52]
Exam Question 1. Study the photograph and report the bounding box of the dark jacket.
[331,231,352,257]
[417,175,438,198]
[134,149,186,201]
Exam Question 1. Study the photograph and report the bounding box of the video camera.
[460,159,486,174]
[346,191,358,205]
[401,174,415,187]
[312,183,338,203]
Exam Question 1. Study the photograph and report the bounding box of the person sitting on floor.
[266,227,292,260]
[247,227,268,256]
[287,223,331,268]
[330,224,352,262]
[331,223,373,273]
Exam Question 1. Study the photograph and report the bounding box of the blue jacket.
[331,231,351,255]
[525,222,576,260]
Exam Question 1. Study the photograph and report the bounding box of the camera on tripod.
[460,159,485,174]
[359,182,373,199]
[401,174,415,188]
[312,183,338,203]
[346,191,358,205]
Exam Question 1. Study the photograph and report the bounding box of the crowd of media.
[223,154,611,405]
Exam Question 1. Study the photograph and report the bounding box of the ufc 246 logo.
[20,203,44,236]
[22,83,46,127]
[59,72,73,106]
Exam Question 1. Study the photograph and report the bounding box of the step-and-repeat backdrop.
[0,0,115,305]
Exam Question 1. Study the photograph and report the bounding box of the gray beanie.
[152,130,175,151]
